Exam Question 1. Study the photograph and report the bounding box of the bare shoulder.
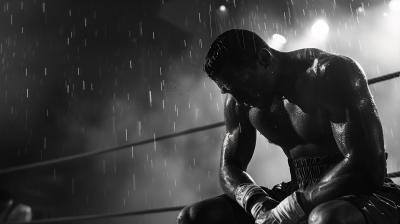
[291,47,325,60]
[323,54,366,81]
[316,54,371,121]
[320,54,368,96]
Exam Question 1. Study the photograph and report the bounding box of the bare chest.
[249,96,333,149]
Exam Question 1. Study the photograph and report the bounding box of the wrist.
[296,191,311,215]
[235,183,269,214]
[250,196,279,218]
[267,191,305,223]
[291,191,306,219]
[246,194,269,212]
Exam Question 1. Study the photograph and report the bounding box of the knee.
[308,200,365,224]
[177,204,202,224]
[177,197,238,224]
[308,202,333,224]
[176,200,228,224]
[308,202,343,224]
[177,205,194,224]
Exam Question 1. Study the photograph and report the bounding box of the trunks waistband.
[288,154,344,188]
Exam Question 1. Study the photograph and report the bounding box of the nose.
[243,102,254,107]
[234,96,257,107]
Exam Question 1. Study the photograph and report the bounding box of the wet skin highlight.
[217,48,386,216]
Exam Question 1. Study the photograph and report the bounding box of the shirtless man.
[177,29,400,224]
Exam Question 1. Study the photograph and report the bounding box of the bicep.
[321,56,385,173]
[221,94,257,171]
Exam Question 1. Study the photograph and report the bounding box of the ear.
[257,48,271,67]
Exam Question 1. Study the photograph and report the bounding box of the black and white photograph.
[0,0,399,223]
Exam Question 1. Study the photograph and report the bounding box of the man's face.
[213,61,272,109]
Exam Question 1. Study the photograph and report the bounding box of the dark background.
[0,0,399,223]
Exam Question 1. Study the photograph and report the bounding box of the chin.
[253,101,271,110]
[252,104,266,110]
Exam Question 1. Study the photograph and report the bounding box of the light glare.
[219,5,226,12]
[311,20,329,37]
[272,34,287,45]
[389,0,400,11]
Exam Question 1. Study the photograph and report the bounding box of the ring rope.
[0,122,225,175]
[387,171,400,178]
[0,72,398,223]
[0,72,398,176]
[0,205,185,224]
[367,71,399,85]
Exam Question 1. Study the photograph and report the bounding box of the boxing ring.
[0,71,399,224]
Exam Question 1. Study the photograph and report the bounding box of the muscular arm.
[219,94,257,199]
[299,56,386,214]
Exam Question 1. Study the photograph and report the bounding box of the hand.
[255,208,297,224]
[255,209,307,224]
[255,208,276,224]
[249,195,279,219]
[254,192,306,224]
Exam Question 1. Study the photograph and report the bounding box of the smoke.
[1,1,399,224]
[285,4,400,183]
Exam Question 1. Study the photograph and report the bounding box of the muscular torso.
[241,49,342,159]
[249,97,340,159]
[221,47,385,205]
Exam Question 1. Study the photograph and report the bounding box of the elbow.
[218,169,225,189]
[219,164,231,192]
[349,149,385,192]
[367,172,384,192]
[363,159,386,192]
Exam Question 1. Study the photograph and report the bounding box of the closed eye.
[224,79,246,94]
[227,79,245,90]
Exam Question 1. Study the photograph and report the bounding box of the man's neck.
[271,49,298,97]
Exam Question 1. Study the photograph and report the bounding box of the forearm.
[219,163,256,199]
[299,157,385,214]
[220,163,279,212]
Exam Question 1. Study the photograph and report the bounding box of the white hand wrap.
[235,183,268,213]
[256,191,305,224]
[250,196,271,218]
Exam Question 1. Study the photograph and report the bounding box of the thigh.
[178,194,254,224]
[338,193,399,224]
[309,200,366,224]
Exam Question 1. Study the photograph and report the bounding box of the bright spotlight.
[389,0,400,11]
[272,34,287,45]
[219,5,226,12]
[268,34,287,50]
[311,20,329,37]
